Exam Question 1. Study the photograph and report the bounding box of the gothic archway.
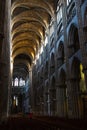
[57,68,67,117]
[68,24,80,57]
[57,41,64,68]
[69,57,86,118]
[50,52,55,74]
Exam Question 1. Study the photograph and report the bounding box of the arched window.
[19,78,25,86]
[70,58,86,117]
[51,53,55,67]
[45,35,48,46]
[57,42,65,67]
[14,77,18,86]
[50,53,55,74]
[57,5,62,24]
[68,24,80,57]
[84,7,87,28]
[67,0,72,6]
[13,96,18,106]
[57,23,63,36]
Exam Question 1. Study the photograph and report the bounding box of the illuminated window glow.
[14,78,18,86]
[80,64,86,92]
[67,0,72,6]
[16,97,18,106]
[14,96,16,100]
[40,46,43,54]
[19,78,25,86]
[57,6,62,24]
[45,36,48,46]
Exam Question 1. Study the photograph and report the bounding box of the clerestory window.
[14,77,18,86]
[67,0,72,6]
[57,5,62,24]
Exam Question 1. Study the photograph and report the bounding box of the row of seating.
[0,115,87,130]
[33,116,87,130]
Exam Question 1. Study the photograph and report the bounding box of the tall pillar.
[29,66,33,113]
[0,0,5,57]
[0,0,11,121]
[0,0,6,121]
[0,62,6,120]
[56,85,67,117]
[67,78,83,118]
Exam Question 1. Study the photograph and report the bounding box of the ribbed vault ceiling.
[11,0,56,79]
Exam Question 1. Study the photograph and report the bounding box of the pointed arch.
[68,24,80,57]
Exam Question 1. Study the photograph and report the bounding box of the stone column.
[0,0,11,121]
[29,67,33,113]
[67,78,83,118]
[56,84,67,117]
[46,90,50,115]
[0,34,4,58]
[46,25,51,116]
[44,89,50,115]
[0,0,5,58]
[49,89,56,116]
[0,0,6,121]
[0,60,8,120]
